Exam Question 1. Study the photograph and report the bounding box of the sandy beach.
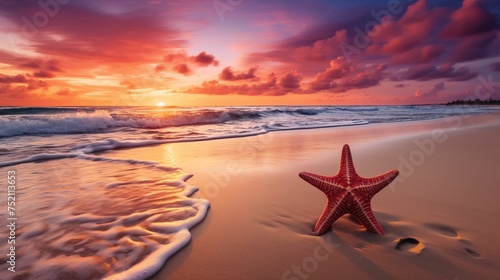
[98,112,500,280]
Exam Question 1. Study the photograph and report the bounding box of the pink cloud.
[0,84,31,98]
[0,3,189,77]
[279,70,302,89]
[309,58,385,92]
[415,81,445,99]
[246,0,498,87]
[292,29,348,62]
[173,64,192,76]
[441,0,497,38]
[450,32,497,62]
[396,63,477,81]
[366,0,447,63]
[219,66,257,81]
[0,73,50,93]
[33,70,56,78]
[0,74,28,83]
[19,58,64,73]
[55,88,82,97]
[191,52,219,66]
[389,44,446,64]
[442,0,498,62]
[156,51,218,76]
[188,71,302,96]
[0,73,49,98]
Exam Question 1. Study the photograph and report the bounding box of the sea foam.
[0,160,209,280]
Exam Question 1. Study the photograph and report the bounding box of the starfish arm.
[298,172,341,193]
[350,197,385,234]
[339,144,357,184]
[356,169,399,195]
[313,194,348,235]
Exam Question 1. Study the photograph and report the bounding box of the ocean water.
[0,105,497,279]
[0,105,497,164]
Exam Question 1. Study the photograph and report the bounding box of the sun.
[156,102,165,107]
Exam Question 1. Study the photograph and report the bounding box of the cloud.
[27,80,50,90]
[120,80,136,90]
[173,64,192,76]
[0,73,49,98]
[188,71,302,96]
[191,52,219,66]
[219,66,257,81]
[441,0,497,38]
[0,73,50,90]
[0,84,30,98]
[491,61,500,72]
[388,44,446,65]
[291,29,349,62]
[19,60,43,70]
[0,74,28,83]
[33,70,56,78]
[55,88,82,97]
[450,33,498,62]
[17,59,62,79]
[156,51,218,75]
[0,0,499,104]
[154,64,167,73]
[368,0,444,55]
[415,81,446,99]
[279,70,302,89]
[441,0,498,63]
[19,59,63,72]
[244,0,498,88]
[309,57,385,92]
[396,63,477,81]
[0,2,188,74]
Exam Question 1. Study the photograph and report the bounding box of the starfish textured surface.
[299,144,399,235]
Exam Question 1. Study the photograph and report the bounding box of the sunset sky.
[0,0,499,106]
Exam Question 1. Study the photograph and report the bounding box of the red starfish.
[299,144,399,235]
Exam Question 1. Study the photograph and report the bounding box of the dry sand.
[107,112,500,280]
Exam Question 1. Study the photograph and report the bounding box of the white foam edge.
[264,120,369,132]
[0,152,80,168]
[0,151,178,171]
[104,198,210,280]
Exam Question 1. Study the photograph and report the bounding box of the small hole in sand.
[465,248,480,257]
[395,237,425,254]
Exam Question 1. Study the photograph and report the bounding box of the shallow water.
[0,158,209,280]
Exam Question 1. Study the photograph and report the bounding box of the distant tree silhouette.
[446,98,500,105]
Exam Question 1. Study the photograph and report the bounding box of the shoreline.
[101,112,500,279]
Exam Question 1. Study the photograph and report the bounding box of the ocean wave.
[0,109,265,137]
[265,107,327,116]
[0,107,348,138]
[335,106,380,112]
[262,120,368,131]
[0,106,88,115]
